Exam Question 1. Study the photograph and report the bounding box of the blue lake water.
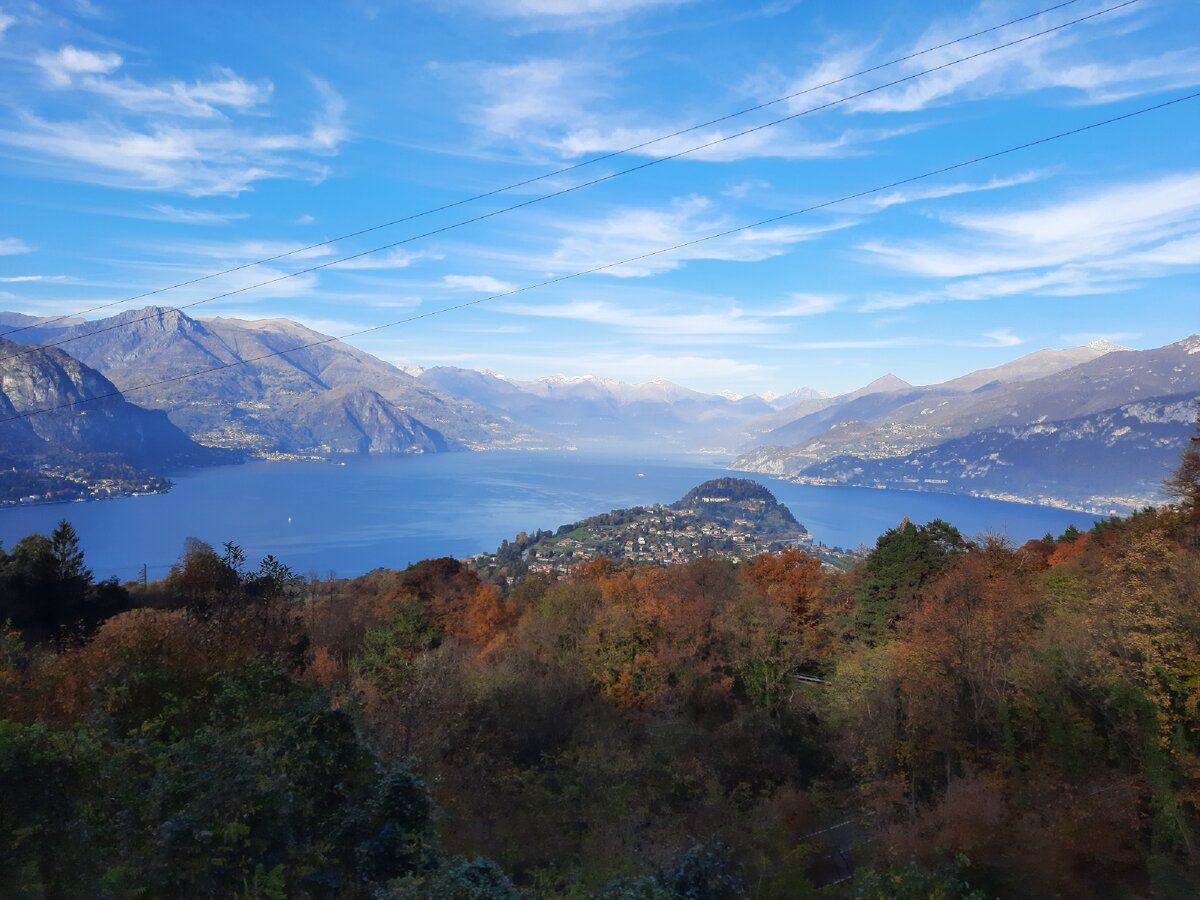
[0,451,1096,581]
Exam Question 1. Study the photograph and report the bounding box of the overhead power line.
[3,88,1195,428]
[0,0,1091,339]
[0,0,1143,366]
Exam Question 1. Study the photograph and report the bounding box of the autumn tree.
[739,548,823,628]
[895,542,1035,776]
[163,537,242,618]
[1165,407,1200,533]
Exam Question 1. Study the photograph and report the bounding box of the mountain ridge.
[4,307,549,456]
[732,336,1200,512]
[0,335,223,504]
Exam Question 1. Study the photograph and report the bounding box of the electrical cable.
[0,0,1143,365]
[3,88,1194,427]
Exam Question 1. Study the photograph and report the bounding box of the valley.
[3,307,1198,515]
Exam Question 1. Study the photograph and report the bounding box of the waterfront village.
[530,504,811,574]
[470,477,860,580]
[0,461,171,507]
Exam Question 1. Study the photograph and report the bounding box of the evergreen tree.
[49,520,91,584]
[855,517,968,641]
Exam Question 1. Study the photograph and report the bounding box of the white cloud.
[498,292,839,338]
[448,0,691,29]
[1025,47,1200,105]
[948,173,1200,254]
[772,293,840,316]
[37,46,272,118]
[554,120,911,163]
[460,52,910,165]
[0,10,16,38]
[722,180,770,199]
[862,268,1137,311]
[0,237,33,255]
[160,238,334,263]
[499,299,775,336]
[979,329,1023,347]
[770,331,1024,351]
[86,69,271,119]
[0,274,70,282]
[854,170,1043,212]
[512,194,852,278]
[2,61,345,196]
[466,57,606,144]
[858,171,1200,310]
[145,204,249,225]
[775,336,919,351]
[762,2,1197,117]
[441,274,516,292]
[181,266,320,303]
[36,45,122,86]
[333,249,441,271]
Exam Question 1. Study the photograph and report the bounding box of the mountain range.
[731,337,1200,512]
[3,308,546,456]
[416,367,773,450]
[0,333,221,503]
[3,305,1197,512]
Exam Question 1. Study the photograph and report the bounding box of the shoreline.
[2,447,1147,520]
[738,469,1153,517]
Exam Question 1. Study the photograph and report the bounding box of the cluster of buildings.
[1,464,168,506]
[519,506,809,575]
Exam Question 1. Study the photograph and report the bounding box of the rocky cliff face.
[0,335,213,468]
[6,308,543,455]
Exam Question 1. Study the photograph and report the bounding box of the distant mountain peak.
[1178,335,1200,354]
[1084,339,1129,353]
[862,373,911,393]
[210,315,329,341]
[762,386,826,404]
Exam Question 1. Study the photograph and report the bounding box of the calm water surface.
[0,451,1095,581]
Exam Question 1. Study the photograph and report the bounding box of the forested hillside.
[3,427,1200,897]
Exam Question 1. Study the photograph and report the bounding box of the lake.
[0,451,1096,581]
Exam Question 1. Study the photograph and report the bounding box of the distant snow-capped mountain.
[417,367,772,451]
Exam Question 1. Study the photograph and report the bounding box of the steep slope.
[789,392,1199,513]
[279,387,447,454]
[938,341,1124,393]
[738,373,912,444]
[756,384,952,447]
[6,308,542,455]
[908,338,1200,435]
[671,477,806,537]
[740,344,1117,448]
[0,336,213,468]
[734,336,1200,510]
[0,312,85,331]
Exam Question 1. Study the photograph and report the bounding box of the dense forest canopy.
[2,417,1200,897]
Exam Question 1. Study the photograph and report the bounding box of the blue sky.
[0,0,1197,395]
